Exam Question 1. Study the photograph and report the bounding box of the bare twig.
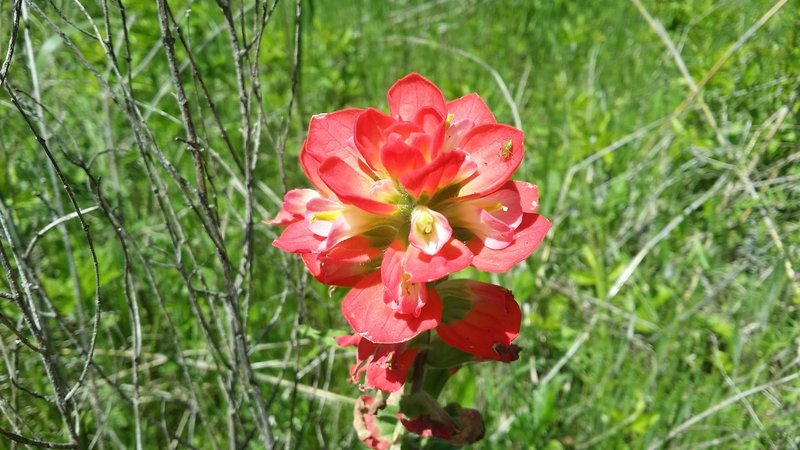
[0,0,21,86]
[0,426,77,449]
[23,206,100,258]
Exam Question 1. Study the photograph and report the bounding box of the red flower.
[268,73,550,298]
[268,73,549,282]
[337,333,418,393]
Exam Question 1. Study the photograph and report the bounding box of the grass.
[1,0,798,448]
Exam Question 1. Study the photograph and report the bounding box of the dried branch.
[0,0,21,86]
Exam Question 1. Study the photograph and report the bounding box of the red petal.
[299,141,332,196]
[480,184,523,228]
[301,109,364,194]
[303,236,380,286]
[342,273,441,344]
[273,221,324,253]
[512,180,540,213]
[380,140,426,180]
[336,334,361,348]
[304,109,363,164]
[384,121,424,140]
[365,346,418,392]
[413,107,445,158]
[458,124,524,197]
[387,73,446,122]
[318,157,398,215]
[265,188,319,226]
[404,239,473,283]
[264,209,298,227]
[469,213,551,273]
[380,244,424,315]
[354,108,396,172]
[400,150,471,199]
[435,280,521,362]
[447,93,496,126]
[413,107,444,135]
[478,209,515,250]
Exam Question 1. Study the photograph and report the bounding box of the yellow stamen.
[312,210,341,222]
[486,202,505,213]
[415,210,435,235]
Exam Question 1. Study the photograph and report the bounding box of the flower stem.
[410,350,428,394]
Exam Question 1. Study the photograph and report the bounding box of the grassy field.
[1,0,799,448]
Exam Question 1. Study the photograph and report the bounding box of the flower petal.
[304,197,344,236]
[301,109,364,194]
[387,73,446,122]
[413,107,445,159]
[354,108,396,172]
[477,209,515,250]
[380,140,426,180]
[265,189,320,226]
[447,93,496,126]
[414,107,444,135]
[342,273,441,344]
[458,124,524,197]
[299,141,332,196]
[400,150,475,199]
[480,185,524,228]
[440,118,474,154]
[408,207,452,256]
[512,180,540,213]
[468,213,551,273]
[304,109,363,164]
[272,221,324,253]
[435,279,521,362]
[318,157,398,215]
[336,334,362,348]
[365,345,418,393]
[381,243,427,316]
[302,236,381,287]
[403,239,473,283]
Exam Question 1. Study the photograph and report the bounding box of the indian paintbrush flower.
[268,73,550,343]
[266,72,551,447]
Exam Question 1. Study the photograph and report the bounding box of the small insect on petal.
[499,139,513,161]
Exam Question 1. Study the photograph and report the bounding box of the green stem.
[410,350,428,394]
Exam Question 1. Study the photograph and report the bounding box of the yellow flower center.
[309,210,341,223]
[414,209,435,235]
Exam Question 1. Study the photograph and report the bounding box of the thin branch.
[23,206,100,258]
[0,0,21,86]
[0,427,77,449]
[4,82,100,444]
[156,0,210,204]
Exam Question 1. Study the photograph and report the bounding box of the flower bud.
[435,279,522,362]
